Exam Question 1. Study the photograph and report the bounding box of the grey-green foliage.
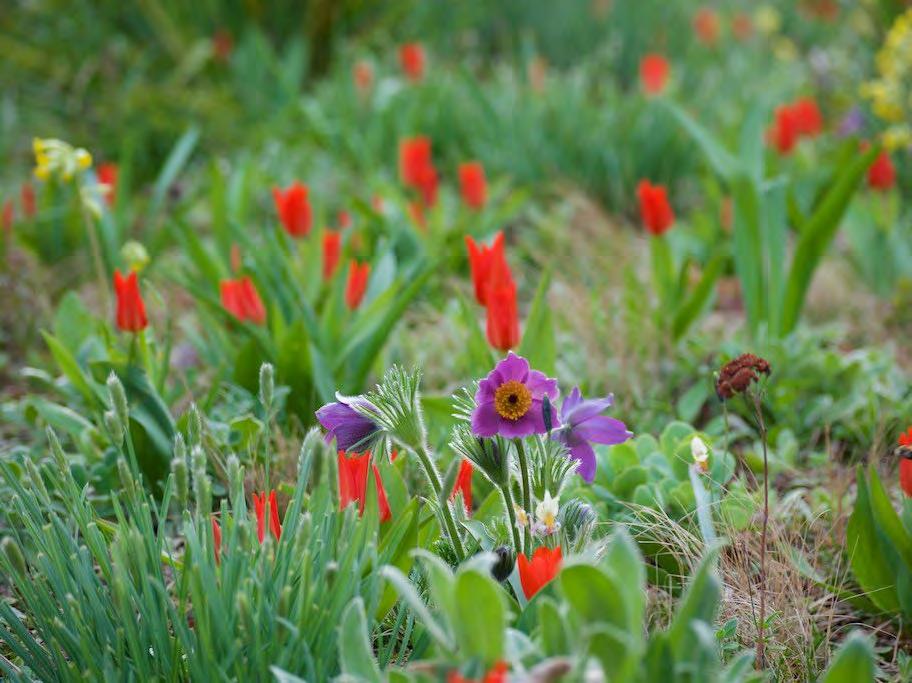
[0,430,381,682]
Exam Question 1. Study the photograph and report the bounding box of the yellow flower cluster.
[33,138,93,181]
[861,9,912,149]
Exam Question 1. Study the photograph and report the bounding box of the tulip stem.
[514,438,533,556]
[80,203,110,316]
[413,444,465,562]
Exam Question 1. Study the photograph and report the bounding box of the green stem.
[413,444,465,562]
[514,439,533,556]
[80,203,110,316]
[500,482,523,555]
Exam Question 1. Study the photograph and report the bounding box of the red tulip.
[337,450,391,522]
[113,269,148,333]
[450,459,473,514]
[792,98,823,137]
[485,265,520,352]
[345,260,370,310]
[97,163,118,206]
[399,137,433,188]
[899,428,912,497]
[272,182,312,238]
[465,232,507,306]
[322,230,342,281]
[458,161,487,209]
[447,661,509,683]
[353,60,374,95]
[21,183,36,219]
[693,7,720,45]
[252,490,281,543]
[517,546,562,599]
[399,43,425,82]
[868,150,896,191]
[767,104,800,155]
[732,13,753,41]
[639,54,670,95]
[2,200,13,233]
[636,180,675,236]
[416,163,439,207]
[211,516,222,564]
[212,28,234,62]
[220,277,267,325]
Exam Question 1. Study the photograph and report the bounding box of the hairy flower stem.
[499,481,523,555]
[751,391,769,670]
[514,439,533,556]
[413,444,465,562]
[80,203,110,315]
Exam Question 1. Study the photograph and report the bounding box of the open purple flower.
[471,352,559,438]
[316,395,380,451]
[552,387,632,483]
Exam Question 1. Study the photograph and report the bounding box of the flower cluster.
[715,353,771,400]
[861,9,912,149]
[33,138,92,182]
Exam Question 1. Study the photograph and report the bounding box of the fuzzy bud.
[491,545,516,582]
[258,363,275,410]
[226,454,242,503]
[117,456,137,495]
[187,404,203,445]
[25,459,49,502]
[171,456,189,506]
[1,537,27,576]
[106,372,129,425]
[104,410,124,447]
[46,427,68,474]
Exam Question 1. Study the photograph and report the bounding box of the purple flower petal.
[568,440,597,483]
[315,398,379,451]
[563,394,614,426]
[574,415,632,445]
[525,369,559,401]
[471,401,501,437]
[560,386,583,417]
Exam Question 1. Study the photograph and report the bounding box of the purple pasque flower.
[316,394,380,451]
[552,387,632,483]
[471,352,559,439]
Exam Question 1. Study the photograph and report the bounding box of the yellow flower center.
[494,380,532,421]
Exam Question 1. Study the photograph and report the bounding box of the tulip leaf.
[517,269,555,376]
[451,569,506,664]
[339,598,383,683]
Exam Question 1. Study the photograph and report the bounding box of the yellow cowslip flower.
[33,137,93,182]
[753,6,781,36]
[862,9,912,149]
[773,37,798,62]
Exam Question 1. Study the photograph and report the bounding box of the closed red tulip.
[97,163,118,206]
[220,276,267,325]
[323,230,342,281]
[353,60,374,96]
[792,97,823,137]
[21,183,36,218]
[693,7,720,45]
[113,269,148,333]
[639,54,670,95]
[767,104,800,155]
[458,161,487,209]
[272,182,312,238]
[211,516,222,564]
[399,43,425,82]
[447,661,508,683]
[465,232,507,306]
[868,150,896,191]
[637,180,675,236]
[450,459,473,513]
[399,137,433,188]
[517,546,562,599]
[252,490,281,543]
[337,450,391,522]
[485,264,520,352]
[345,260,370,310]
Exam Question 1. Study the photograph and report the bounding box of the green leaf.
[672,245,727,340]
[42,333,100,408]
[667,546,721,659]
[149,128,199,224]
[338,598,383,683]
[780,143,879,334]
[517,270,555,376]
[819,631,877,683]
[451,569,506,664]
[665,101,739,179]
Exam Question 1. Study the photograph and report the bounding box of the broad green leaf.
[819,631,877,683]
[667,546,720,658]
[517,270,555,376]
[339,598,383,683]
[451,569,506,664]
